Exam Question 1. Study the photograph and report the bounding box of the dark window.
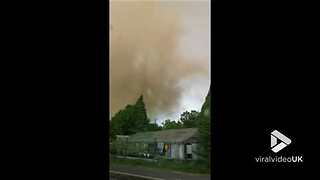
[184,143,192,159]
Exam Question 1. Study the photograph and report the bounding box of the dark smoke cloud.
[110,0,208,120]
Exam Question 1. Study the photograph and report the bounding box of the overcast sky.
[110,0,210,124]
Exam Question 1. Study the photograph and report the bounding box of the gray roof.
[127,128,199,144]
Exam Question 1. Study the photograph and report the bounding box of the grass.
[110,155,210,174]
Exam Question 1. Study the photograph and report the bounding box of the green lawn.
[110,155,210,174]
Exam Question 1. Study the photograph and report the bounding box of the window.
[185,143,192,159]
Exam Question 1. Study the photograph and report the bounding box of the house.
[124,128,199,160]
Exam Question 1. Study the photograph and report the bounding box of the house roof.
[127,128,199,144]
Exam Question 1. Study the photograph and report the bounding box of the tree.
[146,121,162,131]
[109,94,151,141]
[132,95,149,132]
[195,87,210,167]
[180,110,199,128]
[161,119,182,129]
[110,109,125,141]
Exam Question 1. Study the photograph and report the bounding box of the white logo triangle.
[270,130,292,153]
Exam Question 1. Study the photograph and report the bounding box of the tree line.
[109,95,202,141]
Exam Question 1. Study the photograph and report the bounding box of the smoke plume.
[110,0,209,120]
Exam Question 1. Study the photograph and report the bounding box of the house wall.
[155,142,198,160]
[178,144,184,160]
[155,143,184,160]
[192,143,198,160]
[170,144,176,159]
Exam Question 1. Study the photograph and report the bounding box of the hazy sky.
[110,0,210,124]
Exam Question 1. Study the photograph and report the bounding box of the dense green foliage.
[110,95,160,141]
[160,110,200,130]
[146,122,162,131]
[180,110,200,128]
[161,119,182,129]
[196,87,211,167]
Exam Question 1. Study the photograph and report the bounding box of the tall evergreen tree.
[197,87,211,167]
[110,94,151,141]
[133,95,149,132]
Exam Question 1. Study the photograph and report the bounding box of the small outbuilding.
[125,128,199,160]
